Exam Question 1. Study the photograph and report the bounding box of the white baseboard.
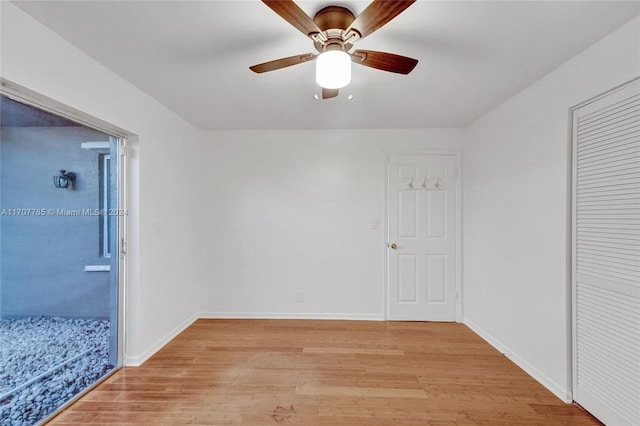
[198,311,385,321]
[124,312,199,367]
[463,316,572,403]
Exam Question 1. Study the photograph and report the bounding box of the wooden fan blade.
[352,50,418,74]
[250,53,316,73]
[322,88,339,99]
[262,0,322,37]
[347,0,416,40]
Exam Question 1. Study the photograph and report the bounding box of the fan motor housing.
[313,6,355,31]
[312,6,357,52]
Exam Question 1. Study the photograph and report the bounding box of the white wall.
[199,129,463,319]
[463,17,640,401]
[0,2,203,365]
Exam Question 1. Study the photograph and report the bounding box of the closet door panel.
[573,79,640,426]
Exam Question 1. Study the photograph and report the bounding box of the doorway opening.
[0,94,123,425]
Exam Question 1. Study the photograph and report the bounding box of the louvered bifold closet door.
[573,79,640,426]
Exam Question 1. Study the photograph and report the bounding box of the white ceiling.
[12,1,640,130]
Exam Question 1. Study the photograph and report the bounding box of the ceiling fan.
[250,0,419,99]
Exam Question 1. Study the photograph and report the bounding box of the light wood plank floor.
[48,320,600,425]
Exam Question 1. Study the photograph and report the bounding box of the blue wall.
[0,126,113,318]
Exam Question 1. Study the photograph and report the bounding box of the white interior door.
[573,79,640,426]
[388,154,457,321]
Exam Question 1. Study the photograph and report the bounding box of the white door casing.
[388,154,458,321]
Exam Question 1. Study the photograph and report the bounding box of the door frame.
[569,76,640,411]
[384,150,463,322]
[0,77,130,368]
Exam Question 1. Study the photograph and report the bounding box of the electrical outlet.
[295,291,304,303]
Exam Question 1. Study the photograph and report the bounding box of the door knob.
[390,243,397,250]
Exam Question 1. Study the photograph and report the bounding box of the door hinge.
[121,238,127,255]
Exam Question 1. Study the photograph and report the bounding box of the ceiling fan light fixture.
[316,50,351,89]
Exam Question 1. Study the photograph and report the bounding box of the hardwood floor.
[48,320,600,425]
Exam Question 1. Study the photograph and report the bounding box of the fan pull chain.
[348,82,354,100]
